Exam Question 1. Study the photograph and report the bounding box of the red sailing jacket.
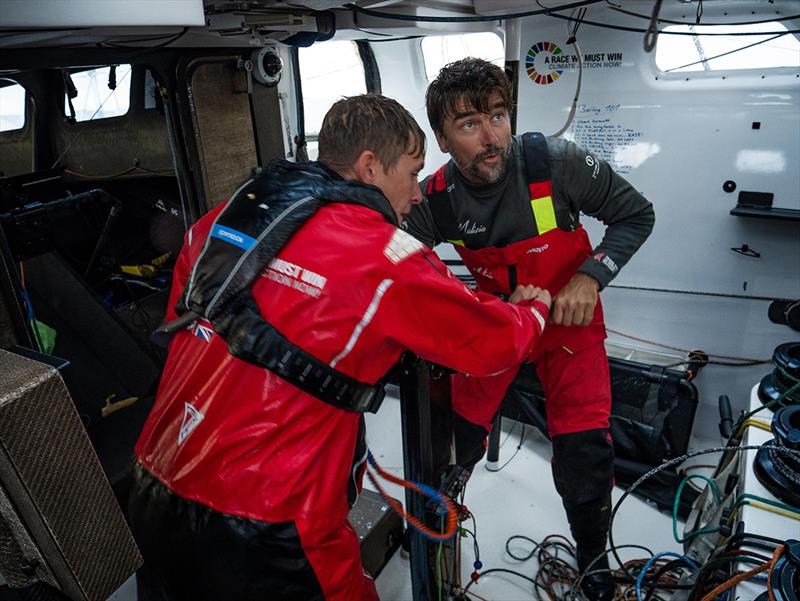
[135,200,549,526]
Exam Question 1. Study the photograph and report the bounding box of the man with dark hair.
[405,59,655,601]
[129,94,552,601]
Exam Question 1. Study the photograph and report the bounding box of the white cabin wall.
[511,2,800,438]
[368,2,799,441]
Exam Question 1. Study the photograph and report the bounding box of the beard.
[457,143,512,185]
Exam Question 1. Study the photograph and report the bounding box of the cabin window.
[299,41,367,139]
[656,22,800,73]
[64,64,132,122]
[421,32,504,81]
[0,81,26,132]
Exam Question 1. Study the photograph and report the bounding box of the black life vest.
[154,160,397,413]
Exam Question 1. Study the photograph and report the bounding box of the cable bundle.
[364,450,458,542]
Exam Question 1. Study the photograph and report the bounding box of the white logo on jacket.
[218,229,244,244]
[458,220,487,235]
[473,265,495,280]
[586,154,600,179]
[264,257,327,297]
[526,243,550,254]
[384,229,424,264]
[178,402,204,446]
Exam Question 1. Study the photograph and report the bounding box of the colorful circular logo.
[526,41,564,85]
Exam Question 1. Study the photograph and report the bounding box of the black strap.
[215,297,386,413]
[521,132,550,184]
[154,162,390,414]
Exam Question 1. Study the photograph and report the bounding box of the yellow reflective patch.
[448,239,465,247]
[530,196,557,234]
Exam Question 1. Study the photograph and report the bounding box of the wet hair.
[318,94,425,174]
[425,57,513,135]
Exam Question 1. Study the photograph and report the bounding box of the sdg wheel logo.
[526,41,563,85]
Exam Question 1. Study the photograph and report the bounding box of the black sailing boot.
[551,429,616,601]
[565,494,615,601]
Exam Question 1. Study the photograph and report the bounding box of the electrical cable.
[570,544,658,600]
[461,567,539,596]
[347,0,800,34]
[606,5,800,27]
[672,475,721,544]
[606,327,770,364]
[485,423,527,472]
[743,374,800,421]
[737,418,773,437]
[549,6,584,138]
[436,515,444,601]
[365,450,458,542]
[357,33,422,42]
[636,552,698,601]
[506,534,545,561]
[698,544,782,601]
[695,0,704,26]
[486,533,590,599]
[607,444,800,584]
[346,0,605,24]
[723,531,783,554]
[693,555,757,599]
[542,11,800,36]
[606,283,792,304]
[643,558,698,601]
[733,498,800,521]
[642,0,664,52]
[687,552,767,600]
[64,164,174,180]
[99,27,189,49]
[160,87,191,232]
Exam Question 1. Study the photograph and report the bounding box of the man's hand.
[509,284,552,310]
[551,273,599,326]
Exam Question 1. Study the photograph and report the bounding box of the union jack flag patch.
[193,322,215,343]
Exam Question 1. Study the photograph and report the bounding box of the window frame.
[297,40,369,141]
[419,31,505,82]
[654,22,800,77]
[62,64,133,124]
[0,79,28,134]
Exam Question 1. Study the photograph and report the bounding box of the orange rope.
[767,544,785,601]
[699,544,784,601]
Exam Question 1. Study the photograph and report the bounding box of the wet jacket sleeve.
[549,137,655,289]
[380,249,549,377]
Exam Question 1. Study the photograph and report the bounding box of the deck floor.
[101,391,717,601]
[366,394,695,601]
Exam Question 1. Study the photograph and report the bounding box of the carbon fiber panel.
[0,349,141,600]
